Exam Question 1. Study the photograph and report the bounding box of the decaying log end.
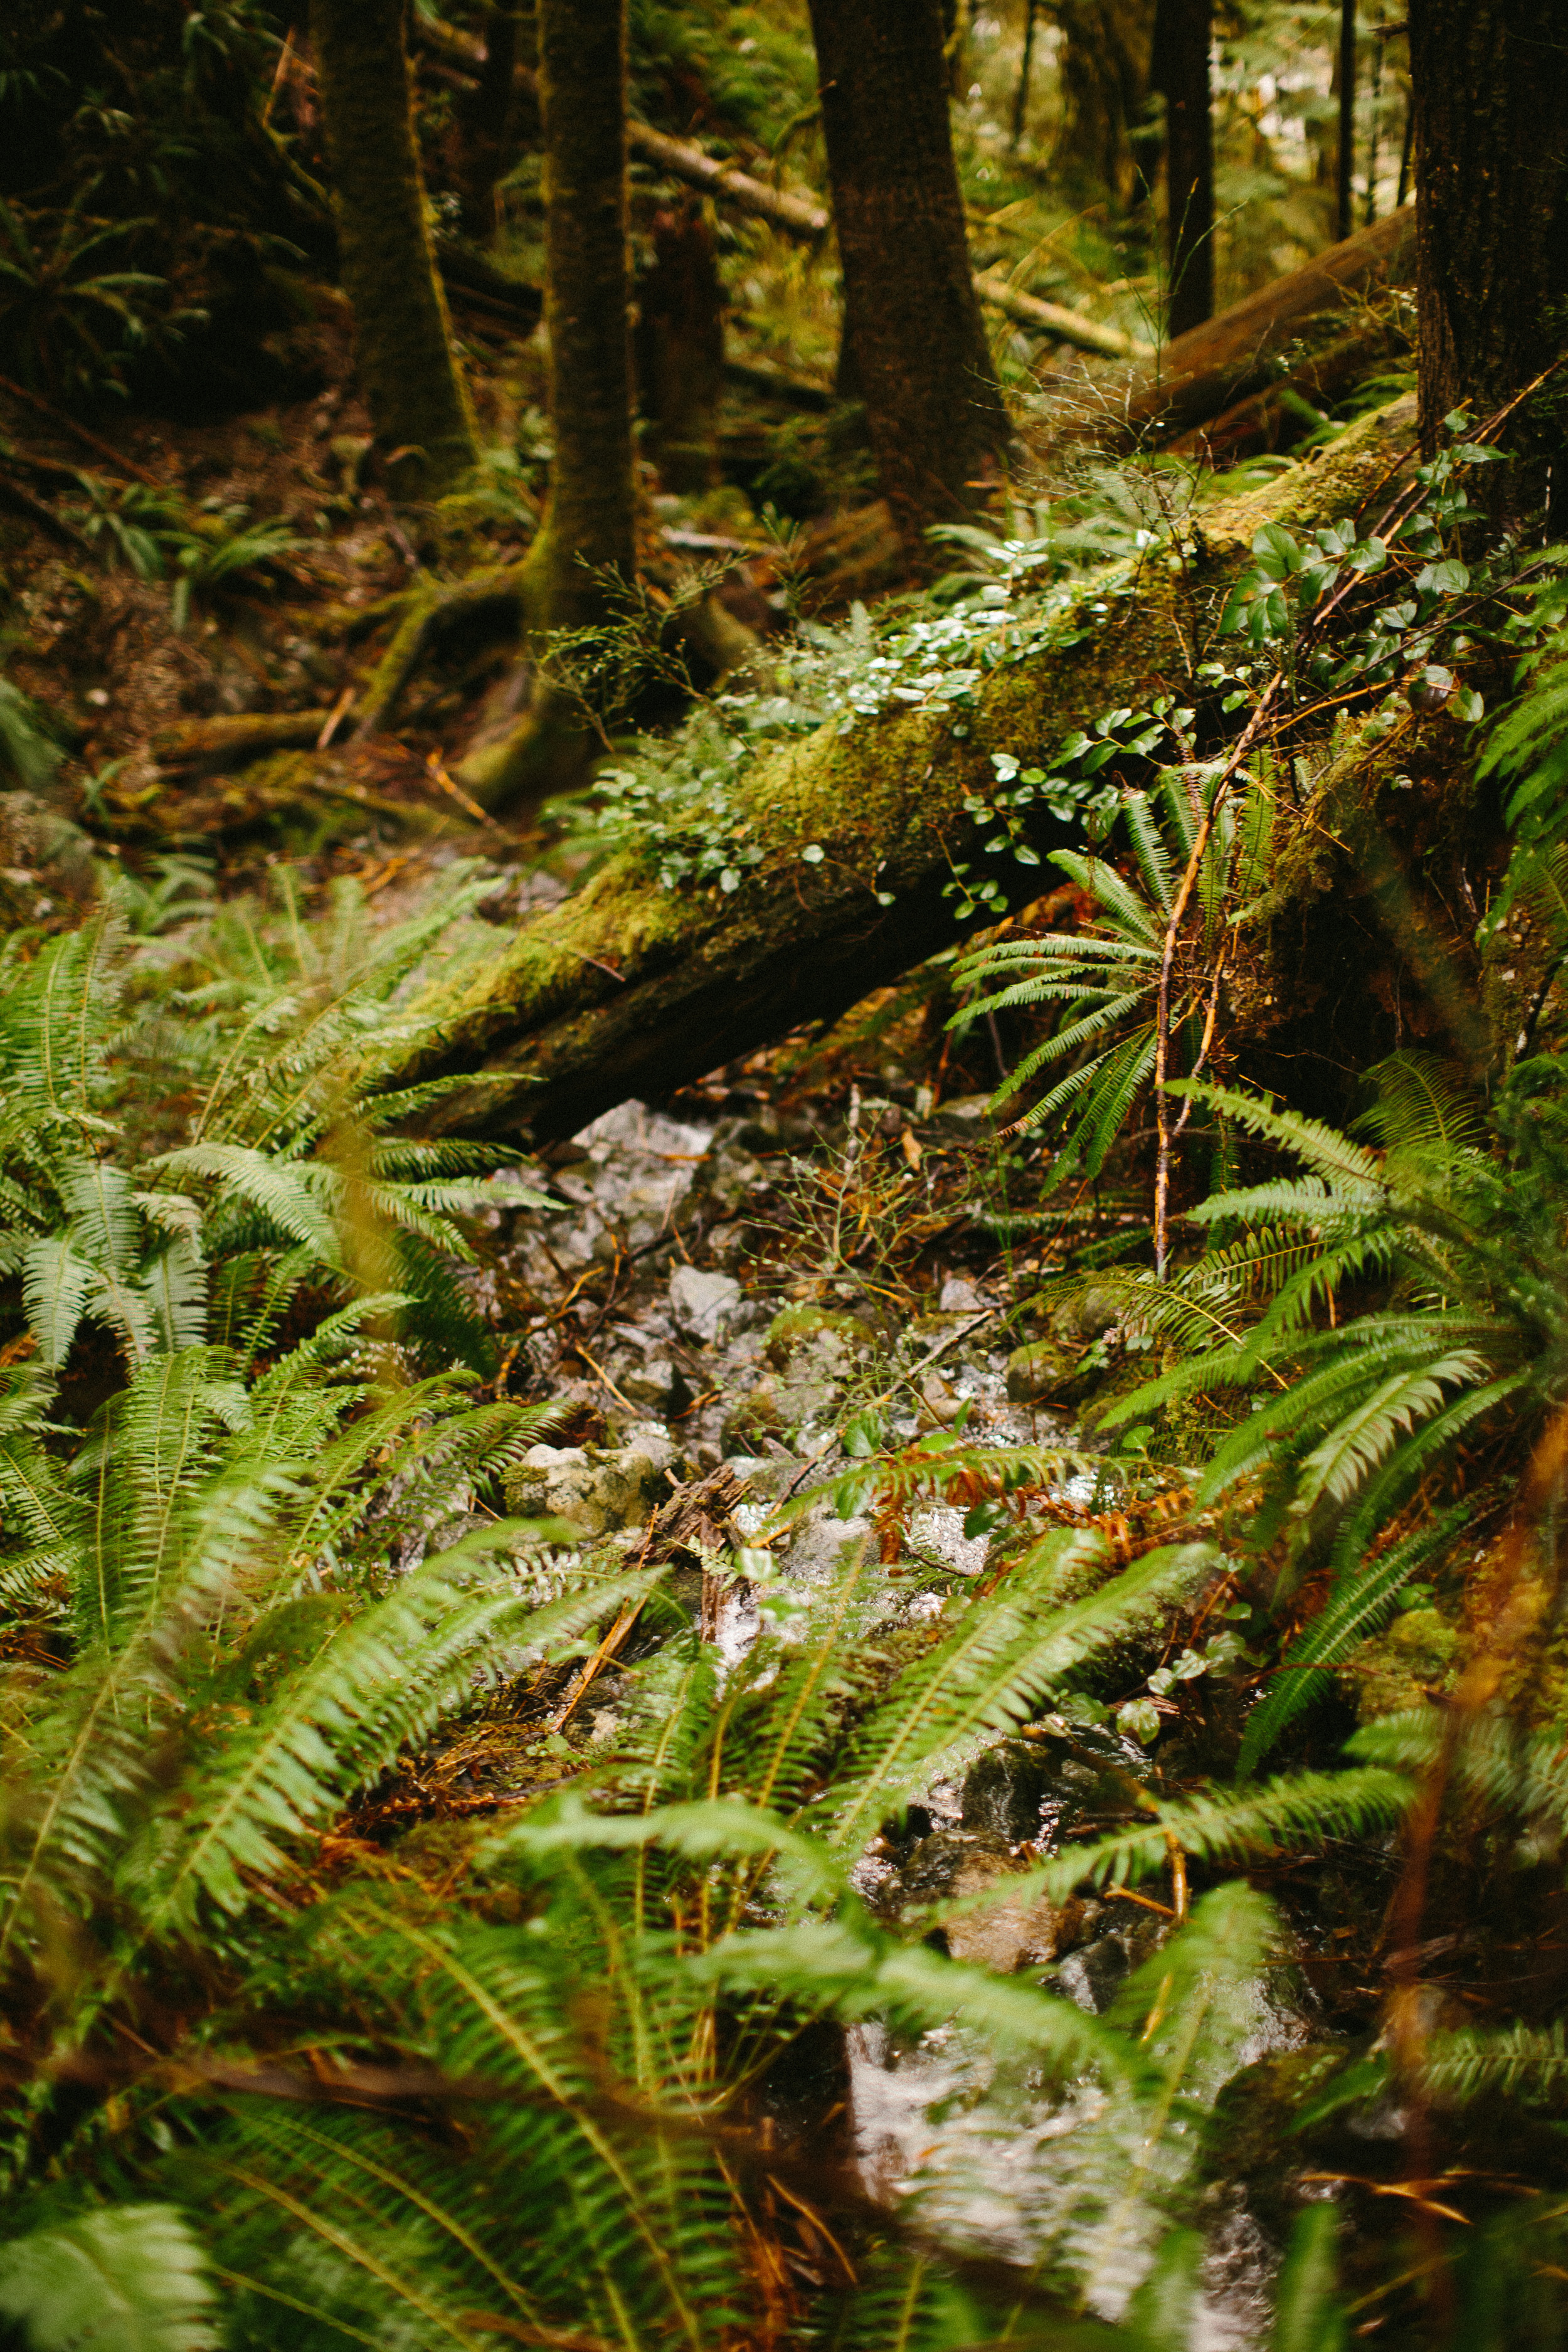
[398,395,1419,1145]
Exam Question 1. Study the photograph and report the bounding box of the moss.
[765,1303,877,1369]
[1346,1606,1460,1721]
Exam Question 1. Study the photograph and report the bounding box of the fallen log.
[150,711,339,773]
[1098,208,1415,447]
[396,397,1419,1143]
[1165,329,1398,466]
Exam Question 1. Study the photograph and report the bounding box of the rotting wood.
[151,711,341,774]
[392,398,1419,1145]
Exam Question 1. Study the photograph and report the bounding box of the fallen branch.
[391,399,1419,1143]
[975,272,1153,362]
[151,711,339,774]
[0,373,165,487]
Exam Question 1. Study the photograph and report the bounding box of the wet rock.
[1346,1606,1459,1720]
[775,1495,876,1584]
[1005,1340,1076,1402]
[669,1264,741,1342]
[506,1428,680,1536]
[960,1740,1058,1843]
[1057,1935,1130,2014]
[887,1828,1069,1973]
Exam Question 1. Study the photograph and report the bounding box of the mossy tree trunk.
[309,0,478,499]
[397,401,1421,1143]
[806,0,1010,566]
[1152,0,1214,336]
[1408,0,1568,485]
[458,1,526,238]
[457,0,636,809]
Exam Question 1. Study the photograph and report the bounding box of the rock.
[669,1265,741,1342]
[506,1433,679,1536]
[776,1496,876,1584]
[960,1740,1057,1843]
[887,1828,1069,1974]
[1005,1340,1076,1402]
[765,1302,877,1371]
[1052,1286,1122,1345]
[1057,1935,1130,2014]
[1346,1606,1459,1721]
[938,1276,985,1313]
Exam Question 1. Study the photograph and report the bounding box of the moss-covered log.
[400,398,1419,1144]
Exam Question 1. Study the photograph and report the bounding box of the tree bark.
[458,0,522,239]
[1408,0,1568,474]
[457,0,636,809]
[806,0,1010,564]
[397,400,1419,1143]
[1152,0,1214,337]
[309,0,478,500]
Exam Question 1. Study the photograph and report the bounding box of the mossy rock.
[764,1303,877,1371]
[1005,1339,1076,1402]
[1347,1606,1459,1721]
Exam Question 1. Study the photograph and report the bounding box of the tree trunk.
[806,0,1010,564]
[635,201,725,495]
[309,0,478,500]
[1408,0,1568,476]
[397,400,1419,1143]
[457,0,636,810]
[1152,0,1214,337]
[1049,0,1158,213]
[458,1,522,239]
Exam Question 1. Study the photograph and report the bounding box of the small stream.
[469,1096,1339,2337]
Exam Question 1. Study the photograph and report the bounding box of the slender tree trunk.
[807,0,1010,564]
[1012,0,1039,147]
[1049,0,1158,213]
[1152,0,1214,337]
[459,1,522,239]
[1337,0,1356,242]
[309,0,477,499]
[457,0,636,807]
[1408,0,1568,474]
[635,200,724,494]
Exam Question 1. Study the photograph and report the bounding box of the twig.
[0,373,162,485]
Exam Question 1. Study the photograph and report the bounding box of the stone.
[506,1433,678,1537]
[887,1828,1068,1974]
[960,1740,1057,1843]
[1005,1340,1076,1403]
[938,1276,985,1313]
[669,1264,742,1343]
[764,1302,877,1371]
[1057,1934,1130,2014]
[1052,1286,1123,1345]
